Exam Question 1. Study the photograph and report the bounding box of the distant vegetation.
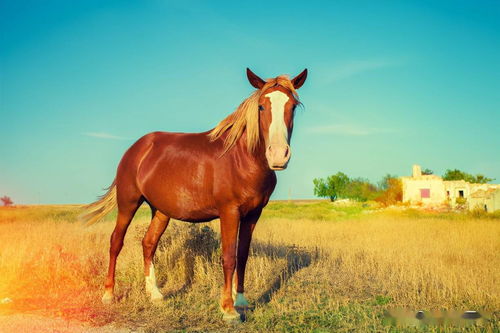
[313,173,402,205]
[442,169,494,183]
[314,167,495,204]
[375,177,403,206]
[1,196,13,207]
[421,168,434,175]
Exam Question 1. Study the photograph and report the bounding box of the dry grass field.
[0,202,498,332]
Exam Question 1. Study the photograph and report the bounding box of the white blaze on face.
[265,91,290,144]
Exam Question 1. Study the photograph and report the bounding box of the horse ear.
[246,68,266,89]
[291,69,308,89]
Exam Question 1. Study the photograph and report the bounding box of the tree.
[375,178,402,206]
[313,172,381,202]
[378,174,398,191]
[442,169,473,182]
[472,174,494,184]
[422,168,433,175]
[313,172,350,201]
[1,196,13,206]
[344,178,379,202]
[442,169,494,184]
[313,178,332,200]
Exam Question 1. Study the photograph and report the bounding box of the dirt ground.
[0,314,136,333]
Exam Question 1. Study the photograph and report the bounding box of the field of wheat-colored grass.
[0,202,498,332]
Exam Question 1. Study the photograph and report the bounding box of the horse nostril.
[267,145,273,152]
[284,146,290,158]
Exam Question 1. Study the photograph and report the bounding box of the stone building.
[469,188,500,212]
[401,165,500,211]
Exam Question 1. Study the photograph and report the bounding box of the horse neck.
[230,131,271,174]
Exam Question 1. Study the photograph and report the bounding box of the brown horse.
[82,68,307,320]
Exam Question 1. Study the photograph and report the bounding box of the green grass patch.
[262,201,366,221]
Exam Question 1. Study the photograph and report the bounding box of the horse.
[81,68,308,321]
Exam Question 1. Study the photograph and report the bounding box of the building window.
[420,188,430,198]
[458,190,464,198]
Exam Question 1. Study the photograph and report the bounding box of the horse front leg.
[219,208,240,320]
[233,210,260,308]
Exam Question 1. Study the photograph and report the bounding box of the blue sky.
[1,0,499,204]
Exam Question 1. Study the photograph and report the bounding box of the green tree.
[442,169,494,184]
[442,169,473,182]
[313,178,332,200]
[344,178,379,202]
[422,168,433,175]
[313,172,350,201]
[472,174,494,184]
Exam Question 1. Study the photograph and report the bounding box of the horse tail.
[80,180,117,226]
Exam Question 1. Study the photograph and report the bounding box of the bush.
[375,178,402,206]
[1,196,13,207]
[343,178,379,202]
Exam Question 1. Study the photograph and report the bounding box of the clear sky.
[1,0,499,204]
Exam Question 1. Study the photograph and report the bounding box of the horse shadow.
[237,242,315,321]
[251,242,314,305]
[155,224,220,299]
[153,224,315,313]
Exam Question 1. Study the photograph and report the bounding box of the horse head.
[247,68,307,170]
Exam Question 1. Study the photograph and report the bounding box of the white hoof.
[222,309,241,322]
[148,288,164,301]
[101,291,114,304]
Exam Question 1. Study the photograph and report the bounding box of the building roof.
[470,188,499,199]
[443,179,468,185]
[401,175,442,181]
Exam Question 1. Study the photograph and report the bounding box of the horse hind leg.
[102,197,143,304]
[142,209,170,301]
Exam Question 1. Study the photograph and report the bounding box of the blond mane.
[208,75,299,154]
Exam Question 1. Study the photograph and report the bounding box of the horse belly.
[164,187,218,222]
[141,181,218,222]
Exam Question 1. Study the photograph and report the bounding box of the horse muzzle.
[266,144,291,170]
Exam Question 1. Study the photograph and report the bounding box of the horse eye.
[258,105,264,111]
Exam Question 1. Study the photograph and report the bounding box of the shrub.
[375,178,402,206]
[343,178,379,202]
[1,196,13,207]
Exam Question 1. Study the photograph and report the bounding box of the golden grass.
[0,203,498,332]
